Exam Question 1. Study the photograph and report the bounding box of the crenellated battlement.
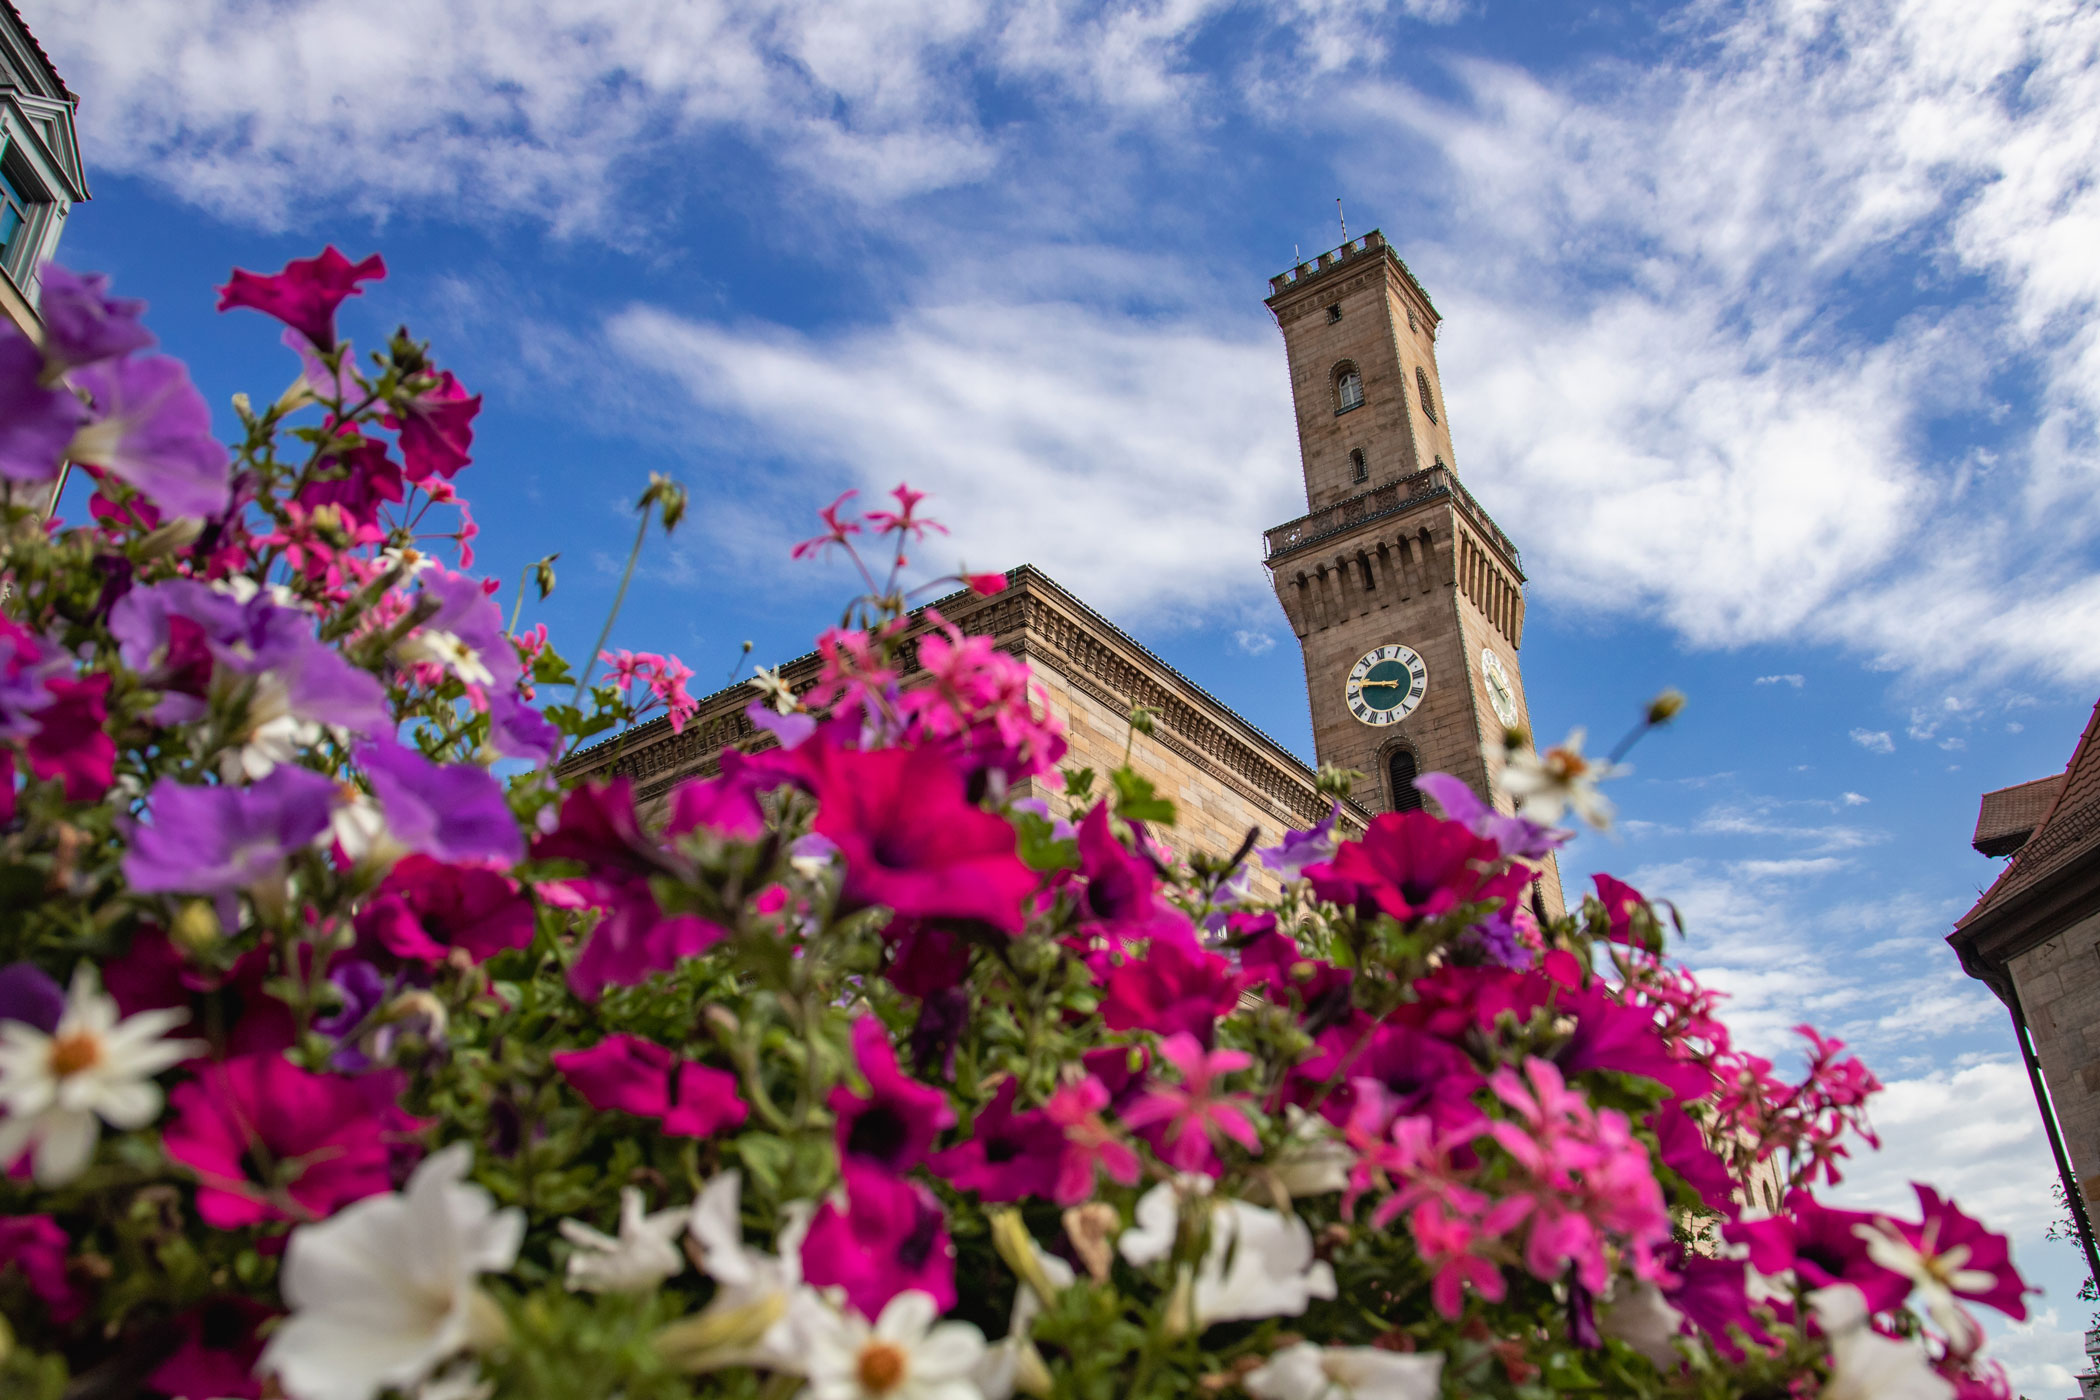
[1266,229,1437,319]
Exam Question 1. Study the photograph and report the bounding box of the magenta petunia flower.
[831,1015,954,1173]
[22,673,115,802]
[808,743,1036,934]
[553,1033,747,1139]
[162,1054,401,1228]
[799,1162,957,1320]
[562,878,729,1001]
[1726,1190,1913,1313]
[665,753,771,842]
[123,766,338,897]
[1290,1014,1484,1133]
[387,368,480,482]
[149,1296,274,1400]
[1306,809,1530,926]
[353,854,535,966]
[66,355,231,518]
[927,1077,1063,1202]
[1870,1183,2034,1329]
[38,265,154,374]
[1663,1251,1776,1360]
[1099,922,1245,1045]
[1551,981,1715,1101]
[0,332,87,484]
[1122,1032,1261,1175]
[356,740,523,867]
[0,1215,83,1323]
[216,247,386,352]
[1650,1099,1739,1217]
[532,778,676,880]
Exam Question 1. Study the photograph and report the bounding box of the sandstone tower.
[1262,231,1539,827]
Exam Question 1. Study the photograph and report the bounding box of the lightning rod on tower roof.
[1337,197,1346,244]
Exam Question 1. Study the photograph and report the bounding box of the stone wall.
[2010,910,2100,1208]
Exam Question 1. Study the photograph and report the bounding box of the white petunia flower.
[396,628,494,688]
[1599,1280,1687,1369]
[804,1290,987,1400]
[0,965,201,1186]
[1496,727,1622,829]
[975,1235,1075,1400]
[668,1169,825,1375]
[223,673,324,782]
[1810,1285,1955,1400]
[561,1186,688,1293]
[327,782,399,867]
[749,664,799,714]
[1116,1182,1336,1327]
[1271,1106,1352,1197]
[261,1143,524,1400]
[1191,1197,1336,1326]
[1244,1341,1444,1400]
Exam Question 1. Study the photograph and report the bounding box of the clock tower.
[1261,231,1547,866]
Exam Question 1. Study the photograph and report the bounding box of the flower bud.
[172,899,222,953]
[1645,688,1687,726]
[990,1208,1063,1308]
[655,1294,789,1372]
[137,516,206,559]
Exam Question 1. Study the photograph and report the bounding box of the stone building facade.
[1951,700,2100,1289]
[566,230,1558,910]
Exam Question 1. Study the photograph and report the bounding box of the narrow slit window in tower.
[1388,747,1422,813]
[1335,364,1364,414]
[1349,448,1367,483]
[1326,303,1343,323]
[1415,367,1438,424]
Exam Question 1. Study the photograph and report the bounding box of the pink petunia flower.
[0,1215,83,1323]
[216,247,386,353]
[799,1162,957,1320]
[927,1077,1063,1202]
[1121,1032,1261,1175]
[1044,1075,1143,1204]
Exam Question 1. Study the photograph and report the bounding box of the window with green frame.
[0,158,40,277]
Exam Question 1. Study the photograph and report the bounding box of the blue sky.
[31,0,2100,1387]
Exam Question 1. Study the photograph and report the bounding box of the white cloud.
[1842,791,1870,805]
[33,0,1456,229]
[1756,673,1805,687]
[605,299,1300,622]
[1234,629,1277,656]
[1852,728,1896,753]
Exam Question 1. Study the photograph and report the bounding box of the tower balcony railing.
[1263,465,1522,572]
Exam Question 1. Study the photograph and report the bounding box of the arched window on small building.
[1388,746,1423,813]
[1415,366,1438,424]
[1335,363,1364,414]
[1349,448,1368,483]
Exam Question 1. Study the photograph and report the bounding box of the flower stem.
[569,508,651,711]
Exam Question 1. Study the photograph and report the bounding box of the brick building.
[1951,700,2100,1292]
[567,231,1560,911]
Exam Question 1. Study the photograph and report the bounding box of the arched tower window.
[1335,363,1364,414]
[1349,448,1368,483]
[1415,366,1438,424]
[1387,745,1423,813]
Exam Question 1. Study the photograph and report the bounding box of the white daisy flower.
[0,965,202,1186]
[804,1290,986,1400]
[261,1143,523,1400]
[397,628,495,688]
[561,1186,688,1294]
[1496,726,1622,829]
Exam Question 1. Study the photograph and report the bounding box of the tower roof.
[1266,230,1438,320]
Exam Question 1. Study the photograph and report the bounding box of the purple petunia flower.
[0,332,87,485]
[357,740,523,867]
[67,356,230,518]
[0,962,66,1034]
[123,766,338,896]
[38,265,154,374]
[1256,802,1339,881]
[1413,771,1568,861]
[409,566,521,693]
[488,690,561,764]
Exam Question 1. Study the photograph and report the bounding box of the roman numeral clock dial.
[1345,645,1428,726]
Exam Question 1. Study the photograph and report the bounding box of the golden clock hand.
[1359,678,1404,688]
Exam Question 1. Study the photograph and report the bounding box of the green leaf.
[1109,768,1176,826]
[1014,809,1080,873]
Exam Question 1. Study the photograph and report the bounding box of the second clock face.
[1480,648,1519,728]
[1346,645,1428,726]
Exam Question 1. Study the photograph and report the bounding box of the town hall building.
[566,231,1560,910]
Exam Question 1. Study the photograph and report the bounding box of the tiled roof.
[1972,774,2064,857]
[1,1,75,102]
[1959,700,2100,927]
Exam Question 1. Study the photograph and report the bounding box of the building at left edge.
[0,0,86,338]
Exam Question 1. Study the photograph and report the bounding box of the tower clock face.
[1345,645,1428,726]
[1480,648,1519,728]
